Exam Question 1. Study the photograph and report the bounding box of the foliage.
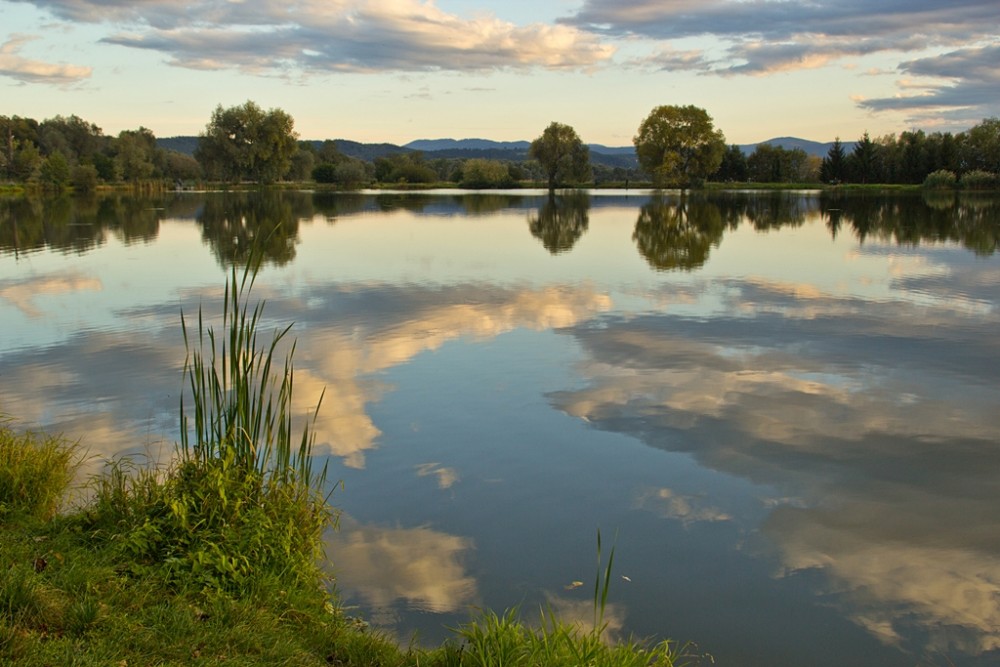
[114,128,157,182]
[959,169,999,190]
[71,163,99,192]
[38,152,71,189]
[84,256,333,594]
[923,169,957,190]
[460,158,513,188]
[746,144,817,183]
[374,152,439,184]
[820,138,847,183]
[529,122,592,190]
[633,105,726,188]
[0,421,78,522]
[712,144,748,182]
[195,101,299,184]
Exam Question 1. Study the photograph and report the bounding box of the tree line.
[2,101,998,190]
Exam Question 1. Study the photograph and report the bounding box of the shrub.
[922,169,957,190]
[959,169,999,190]
[0,422,77,521]
[89,259,335,594]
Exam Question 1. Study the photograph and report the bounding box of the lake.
[2,189,999,666]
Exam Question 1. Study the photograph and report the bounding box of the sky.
[2,0,999,146]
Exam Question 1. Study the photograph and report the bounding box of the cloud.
[18,0,615,73]
[0,34,92,84]
[857,44,1000,124]
[564,0,1000,118]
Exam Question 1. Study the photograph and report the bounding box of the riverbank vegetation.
[3,105,998,192]
[0,259,688,666]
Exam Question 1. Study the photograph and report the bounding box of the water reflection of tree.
[0,194,168,256]
[197,192,314,267]
[820,192,1000,255]
[633,195,725,271]
[528,192,590,254]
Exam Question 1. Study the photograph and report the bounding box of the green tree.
[633,105,726,188]
[820,138,847,183]
[529,122,591,190]
[114,128,158,183]
[962,118,1000,174]
[195,101,299,184]
[713,144,748,182]
[39,151,71,189]
[847,131,882,184]
[460,158,512,188]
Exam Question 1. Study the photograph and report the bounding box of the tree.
[460,158,512,188]
[39,151,70,189]
[820,138,847,183]
[713,144,748,182]
[633,105,726,188]
[846,131,882,184]
[529,122,591,190]
[114,128,157,183]
[195,101,298,184]
[962,117,1000,174]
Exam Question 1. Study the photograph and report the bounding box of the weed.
[0,421,78,521]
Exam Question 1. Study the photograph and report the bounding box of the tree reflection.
[528,191,590,254]
[197,192,314,267]
[0,194,170,257]
[633,195,725,271]
[820,192,1000,255]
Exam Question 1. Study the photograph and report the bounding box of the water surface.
[2,189,999,666]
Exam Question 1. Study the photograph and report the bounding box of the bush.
[460,158,512,188]
[88,261,335,594]
[312,162,338,183]
[0,422,77,521]
[959,169,999,190]
[922,169,957,190]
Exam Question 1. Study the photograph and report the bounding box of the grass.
[0,256,691,666]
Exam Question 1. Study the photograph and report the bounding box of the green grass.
[0,257,690,666]
[0,420,79,522]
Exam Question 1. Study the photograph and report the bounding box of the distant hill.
[736,137,855,158]
[158,135,849,165]
[405,138,531,152]
[157,136,200,155]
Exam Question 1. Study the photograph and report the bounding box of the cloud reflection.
[325,516,478,616]
[0,272,102,318]
[549,262,1000,655]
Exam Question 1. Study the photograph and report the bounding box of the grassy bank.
[1,260,688,666]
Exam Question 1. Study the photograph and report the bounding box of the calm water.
[2,189,999,666]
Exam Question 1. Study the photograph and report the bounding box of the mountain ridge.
[157,135,848,162]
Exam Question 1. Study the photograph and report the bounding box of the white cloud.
[18,0,615,74]
[0,34,92,84]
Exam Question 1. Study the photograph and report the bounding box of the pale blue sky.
[2,0,998,145]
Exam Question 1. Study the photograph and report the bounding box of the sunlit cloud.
[563,0,1000,118]
[16,0,615,74]
[0,34,91,84]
